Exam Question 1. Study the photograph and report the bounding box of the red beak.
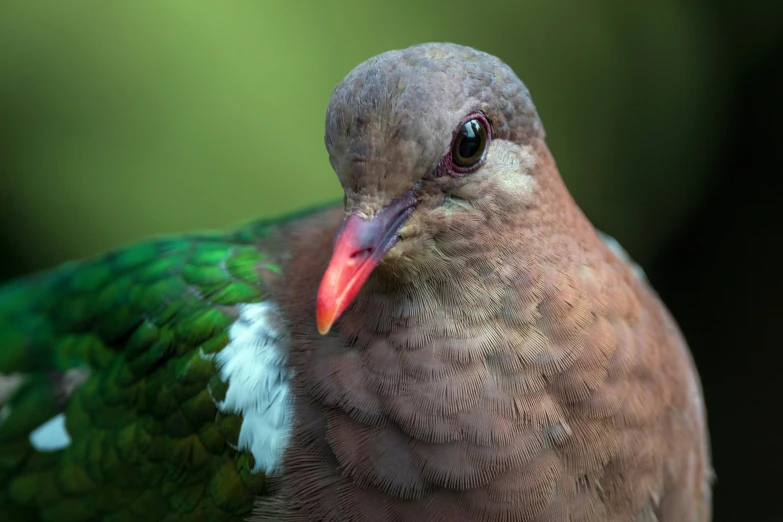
[316,192,417,335]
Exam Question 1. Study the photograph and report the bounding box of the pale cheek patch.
[484,140,536,201]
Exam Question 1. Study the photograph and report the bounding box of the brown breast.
[259,218,710,522]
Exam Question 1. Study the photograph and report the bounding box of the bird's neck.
[280,221,609,518]
[277,166,618,518]
[349,246,528,333]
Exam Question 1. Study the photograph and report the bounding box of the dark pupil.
[458,120,482,160]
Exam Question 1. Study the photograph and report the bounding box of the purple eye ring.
[434,112,491,177]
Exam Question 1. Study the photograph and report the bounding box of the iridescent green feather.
[0,204,337,522]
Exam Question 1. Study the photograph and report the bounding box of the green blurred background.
[1,1,781,520]
[0,0,727,268]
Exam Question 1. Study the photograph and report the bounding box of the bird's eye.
[451,116,488,170]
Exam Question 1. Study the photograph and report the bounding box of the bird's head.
[317,43,556,334]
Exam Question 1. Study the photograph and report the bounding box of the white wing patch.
[29,413,71,451]
[0,373,25,427]
[597,230,648,283]
[205,301,292,475]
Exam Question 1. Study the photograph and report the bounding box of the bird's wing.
[598,230,712,521]
[596,230,648,283]
[0,204,338,522]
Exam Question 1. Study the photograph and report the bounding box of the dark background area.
[0,2,781,520]
[652,18,783,520]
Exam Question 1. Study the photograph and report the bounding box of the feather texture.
[0,206,337,521]
[0,42,710,522]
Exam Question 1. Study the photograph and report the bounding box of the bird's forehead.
[324,43,543,203]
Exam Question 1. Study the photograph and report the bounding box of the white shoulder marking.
[29,413,71,451]
[210,301,292,474]
[597,230,648,283]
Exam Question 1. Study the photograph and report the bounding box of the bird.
[0,43,711,522]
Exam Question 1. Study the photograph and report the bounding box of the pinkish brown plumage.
[253,42,712,521]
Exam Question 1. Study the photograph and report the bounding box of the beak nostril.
[318,189,419,335]
[350,248,374,260]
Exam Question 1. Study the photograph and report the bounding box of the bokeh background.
[1,2,781,520]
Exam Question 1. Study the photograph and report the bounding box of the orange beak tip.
[315,191,418,335]
[316,309,334,335]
